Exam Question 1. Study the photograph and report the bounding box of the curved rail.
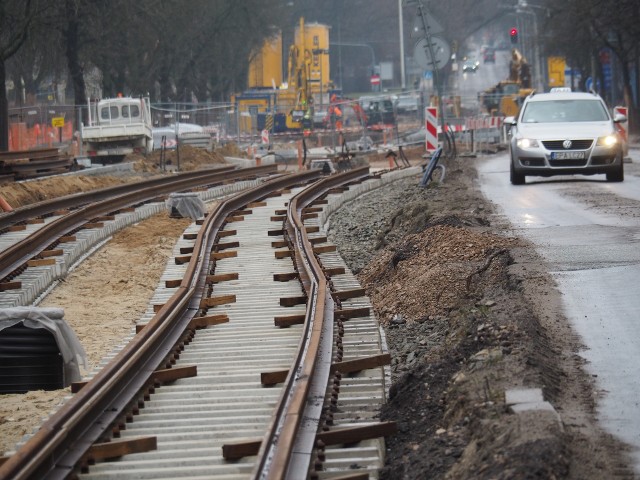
[0,165,278,280]
[254,166,371,479]
[0,165,242,230]
[0,169,321,480]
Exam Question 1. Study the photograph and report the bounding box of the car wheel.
[606,155,624,182]
[510,157,525,185]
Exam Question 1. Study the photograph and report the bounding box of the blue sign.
[423,70,433,80]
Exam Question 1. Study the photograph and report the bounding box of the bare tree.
[0,0,51,151]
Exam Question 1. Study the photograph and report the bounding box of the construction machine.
[480,48,534,116]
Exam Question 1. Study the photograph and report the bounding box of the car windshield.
[521,99,609,123]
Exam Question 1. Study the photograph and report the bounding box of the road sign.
[370,74,381,86]
[413,37,450,71]
[411,12,445,37]
[51,117,65,128]
[261,129,270,145]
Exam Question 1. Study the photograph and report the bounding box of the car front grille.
[542,139,593,150]
[549,159,588,167]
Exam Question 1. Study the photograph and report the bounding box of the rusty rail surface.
[254,166,372,479]
[0,164,243,230]
[0,165,278,281]
[0,169,321,480]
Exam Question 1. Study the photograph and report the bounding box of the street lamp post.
[399,0,406,89]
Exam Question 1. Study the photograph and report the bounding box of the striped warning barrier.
[425,107,438,153]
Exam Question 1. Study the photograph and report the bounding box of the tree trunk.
[65,0,87,128]
[0,59,9,152]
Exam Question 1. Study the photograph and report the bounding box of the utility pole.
[398,0,406,89]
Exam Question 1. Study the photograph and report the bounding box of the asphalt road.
[477,150,640,473]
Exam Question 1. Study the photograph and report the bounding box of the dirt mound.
[359,223,518,322]
[128,145,227,172]
[0,175,135,209]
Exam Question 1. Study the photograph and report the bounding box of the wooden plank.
[215,241,239,250]
[26,218,45,224]
[96,215,116,222]
[53,209,71,216]
[247,201,267,208]
[218,230,237,238]
[0,281,21,291]
[313,245,337,254]
[273,272,298,282]
[306,226,320,233]
[8,225,27,232]
[59,235,76,243]
[274,209,287,215]
[303,207,323,213]
[309,236,328,245]
[331,354,391,374]
[179,246,194,254]
[165,279,182,288]
[311,199,329,205]
[153,365,197,383]
[183,233,197,240]
[316,422,397,446]
[261,370,288,385]
[205,272,239,283]
[86,437,157,461]
[225,215,245,223]
[120,207,136,213]
[153,304,164,313]
[268,229,284,236]
[39,249,63,258]
[71,381,87,393]
[270,215,286,222]
[334,307,370,321]
[82,222,104,229]
[302,213,319,220]
[280,295,306,307]
[330,473,369,480]
[328,187,347,194]
[274,314,305,327]
[271,240,288,248]
[324,267,346,276]
[211,251,237,260]
[231,209,252,216]
[275,250,293,259]
[332,288,366,301]
[222,438,262,460]
[200,294,236,309]
[189,314,229,329]
[27,258,56,267]
[175,255,192,265]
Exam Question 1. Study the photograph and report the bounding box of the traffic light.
[510,28,518,44]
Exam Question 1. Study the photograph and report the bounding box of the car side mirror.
[613,113,627,123]
[503,116,516,126]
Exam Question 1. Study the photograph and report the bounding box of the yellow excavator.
[481,48,534,116]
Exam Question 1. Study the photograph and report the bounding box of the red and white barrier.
[425,107,438,152]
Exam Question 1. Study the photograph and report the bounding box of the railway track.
[0,165,420,479]
[0,165,278,307]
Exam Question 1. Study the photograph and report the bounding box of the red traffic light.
[510,28,518,43]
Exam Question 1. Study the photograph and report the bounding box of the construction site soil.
[0,145,636,479]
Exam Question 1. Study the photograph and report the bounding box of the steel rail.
[254,166,371,479]
[0,165,243,230]
[0,165,278,280]
[0,169,321,480]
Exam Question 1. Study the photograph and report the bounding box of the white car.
[507,89,626,184]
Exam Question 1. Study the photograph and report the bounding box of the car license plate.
[551,151,585,160]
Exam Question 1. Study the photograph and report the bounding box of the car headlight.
[516,138,539,148]
[597,135,617,147]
